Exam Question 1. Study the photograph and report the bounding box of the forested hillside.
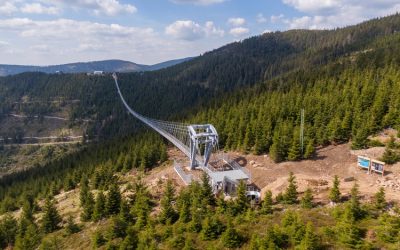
[1,14,400,250]
[1,14,400,140]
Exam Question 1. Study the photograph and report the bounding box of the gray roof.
[209,169,249,183]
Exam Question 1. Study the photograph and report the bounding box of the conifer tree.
[298,222,320,250]
[41,197,61,234]
[235,180,249,214]
[201,215,224,241]
[92,191,106,221]
[380,145,399,164]
[269,130,284,163]
[81,191,94,221]
[351,128,369,150]
[301,188,313,209]
[159,180,177,224]
[260,190,273,214]
[303,139,315,159]
[350,182,362,220]
[284,172,298,204]
[200,173,215,206]
[178,200,191,223]
[65,215,80,235]
[221,220,243,248]
[0,215,18,247]
[329,175,341,203]
[119,198,132,222]
[288,131,301,161]
[15,223,40,250]
[106,183,122,215]
[374,187,386,210]
[120,226,138,250]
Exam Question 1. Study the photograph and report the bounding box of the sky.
[0,0,399,66]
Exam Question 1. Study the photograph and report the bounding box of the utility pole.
[300,108,305,156]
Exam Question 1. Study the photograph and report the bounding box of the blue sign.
[358,158,370,169]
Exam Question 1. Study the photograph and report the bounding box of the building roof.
[208,169,249,183]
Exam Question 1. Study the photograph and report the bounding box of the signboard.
[358,156,370,169]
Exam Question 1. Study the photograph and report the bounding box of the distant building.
[93,71,104,75]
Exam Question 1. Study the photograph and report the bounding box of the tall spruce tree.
[92,191,106,221]
[106,183,122,216]
[301,188,313,209]
[329,175,341,203]
[41,197,61,234]
[374,187,386,210]
[284,172,298,204]
[260,190,273,214]
[159,180,177,224]
[235,180,249,214]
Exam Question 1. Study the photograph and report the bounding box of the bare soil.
[163,143,400,204]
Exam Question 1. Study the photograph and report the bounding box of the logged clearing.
[162,143,400,203]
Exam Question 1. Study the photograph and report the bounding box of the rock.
[250,160,256,165]
[343,176,355,182]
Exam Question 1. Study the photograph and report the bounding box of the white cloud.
[229,27,249,37]
[21,3,60,15]
[204,21,224,37]
[0,17,230,66]
[0,1,18,15]
[49,0,137,16]
[270,14,285,23]
[257,13,267,23]
[228,17,246,26]
[282,0,341,14]
[165,20,224,41]
[282,0,400,29]
[170,0,226,6]
[0,40,10,47]
[0,18,158,62]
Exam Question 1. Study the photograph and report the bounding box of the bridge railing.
[173,161,193,185]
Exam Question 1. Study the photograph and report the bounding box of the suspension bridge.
[113,73,255,195]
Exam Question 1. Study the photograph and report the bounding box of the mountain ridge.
[0,57,194,76]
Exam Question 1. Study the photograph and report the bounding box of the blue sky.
[0,0,399,65]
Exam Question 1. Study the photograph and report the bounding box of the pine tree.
[92,191,106,221]
[221,220,243,248]
[201,215,224,241]
[303,139,315,159]
[301,188,313,209]
[65,215,80,235]
[15,223,40,250]
[120,227,138,250]
[298,222,320,250]
[269,130,284,163]
[119,198,132,222]
[380,145,399,164]
[159,180,177,224]
[260,190,273,214]
[284,172,298,204]
[81,191,94,221]
[288,131,301,161]
[329,175,341,203]
[200,173,215,206]
[351,128,369,150]
[374,187,386,210]
[235,180,249,214]
[178,199,191,223]
[41,197,61,234]
[92,231,106,249]
[349,182,362,220]
[0,215,18,247]
[106,183,122,215]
